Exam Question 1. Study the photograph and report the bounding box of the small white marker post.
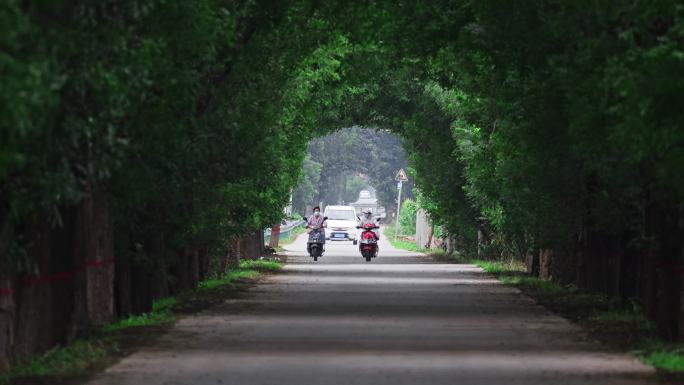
[394,169,408,239]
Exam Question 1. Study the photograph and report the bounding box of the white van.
[323,205,359,244]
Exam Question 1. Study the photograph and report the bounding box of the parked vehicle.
[323,205,359,244]
[303,216,327,261]
[356,219,380,262]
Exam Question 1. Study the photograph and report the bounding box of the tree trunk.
[679,204,684,341]
[539,249,553,280]
[114,254,132,317]
[172,248,197,292]
[477,229,484,258]
[130,262,153,315]
[639,249,658,321]
[415,209,430,249]
[641,196,683,340]
[114,227,132,317]
[610,241,624,299]
[198,245,210,281]
[269,224,281,248]
[241,230,262,260]
[0,219,13,372]
[654,202,682,340]
[0,273,12,373]
[188,249,200,289]
[477,228,489,259]
[14,221,61,361]
[259,229,266,255]
[575,227,587,289]
[445,232,456,257]
[526,250,539,276]
[70,187,115,335]
[225,236,240,270]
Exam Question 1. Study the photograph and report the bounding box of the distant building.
[351,188,386,218]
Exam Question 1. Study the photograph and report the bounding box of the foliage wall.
[2,1,683,362]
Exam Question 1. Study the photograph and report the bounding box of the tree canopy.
[2,0,683,338]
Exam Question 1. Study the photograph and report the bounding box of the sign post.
[394,169,408,239]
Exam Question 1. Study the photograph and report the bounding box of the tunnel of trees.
[1,0,683,370]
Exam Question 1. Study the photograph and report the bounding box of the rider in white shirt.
[358,209,379,240]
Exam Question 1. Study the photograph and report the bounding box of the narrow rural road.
[89,229,658,385]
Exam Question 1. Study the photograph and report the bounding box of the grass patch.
[239,258,282,272]
[467,258,683,375]
[383,227,425,252]
[104,310,175,333]
[641,350,684,372]
[152,296,178,312]
[425,250,449,259]
[5,338,111,380]
[199,258,281,290]
[593,309,650,324]
[471,258,526,275]
[199,270,260,290]
[103,296,178,333]
[389,238,423,252]
[2,258,283,384]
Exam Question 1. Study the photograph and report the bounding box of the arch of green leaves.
[2,1,683,370]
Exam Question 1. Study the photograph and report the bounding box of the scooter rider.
[306,206,327,253]
[359,209,379,241]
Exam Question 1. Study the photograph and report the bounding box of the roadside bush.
[399,199,417,236]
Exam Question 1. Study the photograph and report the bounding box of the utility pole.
[394,169,408,239]
[394,181,403,239]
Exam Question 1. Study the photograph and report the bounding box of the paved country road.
[89,229,660,385]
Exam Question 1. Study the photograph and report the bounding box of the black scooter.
[302,216,327,261]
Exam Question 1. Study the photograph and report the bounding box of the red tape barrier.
[657,260,684,275]
[0,258,114,297]
[20,271,73,286]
